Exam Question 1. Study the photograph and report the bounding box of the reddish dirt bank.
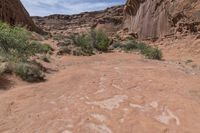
[0,52,200,133]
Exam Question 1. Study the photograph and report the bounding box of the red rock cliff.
[0,0,43,33]
[124,0,200,39]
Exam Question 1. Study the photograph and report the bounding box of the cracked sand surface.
[0,53,200,133]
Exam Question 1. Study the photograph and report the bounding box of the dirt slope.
[0,0,43,33]
[0,52,200,133]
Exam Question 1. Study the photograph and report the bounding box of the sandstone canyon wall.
[0,0,43,33]
[124,0,200,39]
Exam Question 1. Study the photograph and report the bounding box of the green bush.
[72,34,93,55]
[0,22,51,81]
[123,40,138,51]
[141,47,162,60]
[0,22,52,62]
[0,22,31,62]
[90,29,110,52]
[15,62,45,82]
[136,42,149,50]
[29,41,53,54]
[139,43,162,60]
[122,40,163,60]
[70,29,110,55]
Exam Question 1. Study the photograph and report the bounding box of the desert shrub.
[29,41,53,54]
[89,29,110,52]
[139,43,162,60]
[71,34,94,55]
[122,40,162,60]
[123,40,139,51]
[0,22,31,62]
[142,47,162,60]
[0,22,53,62]
[0,22,51,81]
[70,29,110,55]
[134,42,146,50]
[15,62,45,82]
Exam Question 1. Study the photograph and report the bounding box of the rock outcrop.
[0,0,43,33]
[124,0,200,39]
[32,5,124,37]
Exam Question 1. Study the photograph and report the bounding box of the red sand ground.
[0,37,200,133]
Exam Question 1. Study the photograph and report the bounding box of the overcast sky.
[21,0,126,16]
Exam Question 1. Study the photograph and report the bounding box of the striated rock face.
[124,0,200,39]
[0,0,43,33]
